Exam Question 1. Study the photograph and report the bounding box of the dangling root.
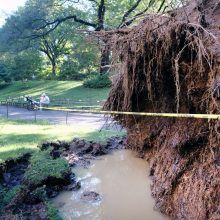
[101,0,220,219]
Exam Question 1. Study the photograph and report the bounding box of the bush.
[0,81,11,90]
[58,73,86,81]
[83,74,112,88]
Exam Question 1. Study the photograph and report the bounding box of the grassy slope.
[0,118,124,162]
[0,80,109,101]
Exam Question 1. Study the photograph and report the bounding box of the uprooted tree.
[104,0,220,219]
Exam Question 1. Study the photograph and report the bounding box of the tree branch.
[27,14,97,39]
[121,0,142,23]
[157,0,166,12]
[48,15,96,29]
[118,0,156,28]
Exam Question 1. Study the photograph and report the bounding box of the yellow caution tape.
[41,107,220,120]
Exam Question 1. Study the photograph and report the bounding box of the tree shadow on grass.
[0,133,48,162]
[55,85,109,101]
[0,133,48,146]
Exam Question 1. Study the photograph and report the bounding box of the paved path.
[0,105,121,130]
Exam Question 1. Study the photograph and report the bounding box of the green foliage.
[83,74,112,88]
[24,150,69,186]
[0,50,43,81]
[0,81,11,90]
[59,58,87,80]
[46,202,62,220]
[0,185,20,212]
[0,62,11,82]
[59,34,100,79]
[0,0,182,81]
[0,0,100,79]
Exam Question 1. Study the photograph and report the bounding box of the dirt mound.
[104,0,220,219]
[40,136,127,167]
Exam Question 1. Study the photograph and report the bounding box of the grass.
[24,150,69,186]
[0,185,20,212]
[46,202,62,220]
[0,118,125,162]
[0,80,109,101]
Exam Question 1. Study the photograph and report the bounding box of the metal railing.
[0,97,106,110]
[0,100,106,125]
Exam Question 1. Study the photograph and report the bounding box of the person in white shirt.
[40,93,50,109]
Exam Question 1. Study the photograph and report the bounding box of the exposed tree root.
[103,0,220,219]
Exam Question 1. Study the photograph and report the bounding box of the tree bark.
[51,60,57,78]
[100,45,110,74]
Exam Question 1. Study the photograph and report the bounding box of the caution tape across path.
[41,107,220,120]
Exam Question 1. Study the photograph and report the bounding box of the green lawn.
[0,80,109,101]
[0,118,125,163]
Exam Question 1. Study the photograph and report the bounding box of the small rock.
[80,191,101,202]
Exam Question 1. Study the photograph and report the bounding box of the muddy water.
[52,150,168,220]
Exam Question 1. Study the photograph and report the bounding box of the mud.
[0,154,30,188]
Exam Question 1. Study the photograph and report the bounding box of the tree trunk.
[100,44,110,74]
[51,60,57,78]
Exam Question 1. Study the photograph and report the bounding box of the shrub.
[83,74,112,88]
[58,73,86,81]
[0,81,11,90]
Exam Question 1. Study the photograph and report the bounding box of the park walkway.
[0,105,119,130]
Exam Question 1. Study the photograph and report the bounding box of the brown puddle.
[52,150,168,220]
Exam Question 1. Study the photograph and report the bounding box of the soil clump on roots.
[103,0,220,219]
